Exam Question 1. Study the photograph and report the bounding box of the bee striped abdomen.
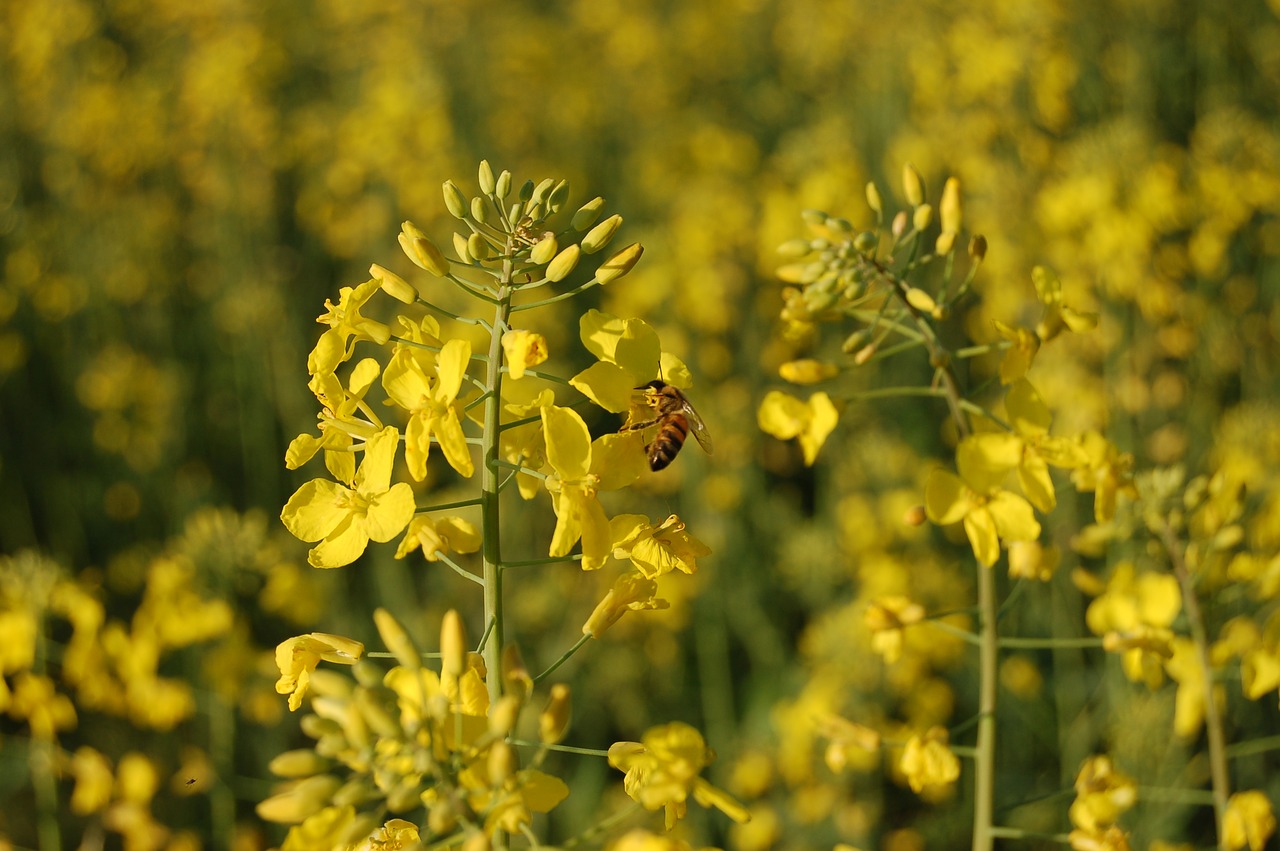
[647,415,689,471]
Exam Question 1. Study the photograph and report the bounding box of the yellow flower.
[501,329,549,380]
[1032,265,1099,342]
[993,321,1041,384]
[1224,790,1276,851]
[468,767,570,836]
[1085,562,1180,687]
[899,727,960,796]
[609,514,712,578]
[1069,755,1136,833]
[609,722,749,830]
[815,714,882,774]
[0,608,37,674]
[925,435,1042,567]
[308,279,392,376]
[583,572,668,637]
[1069,825,1132,851]
[286,358,382,481]
[1072,431,1136,523]
[395,514,482,562]
[351,819,421,851]
[542,405,645,570]
[778,359,838,384]
[7,672,76,739]
[273,633,364,711]
[70,746,115,815]
[1003,379,1087,512]
[757,390,839,466]
[569,310,690,412]
[498,383,554,501]
[281,426,417,568]
[382,338,476,479]
[865,596,925,664]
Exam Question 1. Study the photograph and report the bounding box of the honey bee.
[620,380,713,471]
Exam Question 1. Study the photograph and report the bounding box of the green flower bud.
[777,238,811,258]
[826,216,853,234]
[518,179,535,202]
[495,169,512,199]
[443,180,468,218]
[572,196,605,230]
[467,232,490,261]
[400,235,450,277]
[902,163,925,206]
[353,687,400,739]
[581,213,623,254]
[530,234,559,265]
[800,208,827,226]
[548,179,570,212]
[531,177,555,205]
[470,195,489,223]
[453,232,471,262]
[969,234,988,262]
[545,244,580,282]
[478,160,495,195]
[854,231,878,255]
[595,242,643,284]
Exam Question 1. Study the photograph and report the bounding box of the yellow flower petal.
[542,406,592,478]
[570,361,637,413]
[925,469,969,526]
[578,310,660,377]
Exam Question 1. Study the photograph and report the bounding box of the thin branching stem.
[533,634,591,684]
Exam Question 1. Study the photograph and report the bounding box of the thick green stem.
[972,562,997,851]
[481,269,514,706]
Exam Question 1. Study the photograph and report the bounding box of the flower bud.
[531,177,555,205]
[503,644,533,703]
[470,195,489,223]
[854,231,878,255]
[545,244,581,282]
[866,181,883,214]
[488,695,521,737]
[572,196,605,230]
[902,163,925,206]
[255,774,342,824]
[370,263,417,304]
[595,242,643,284]
[443,180,468,219]
[354,687,400,739]
[777,238,811,258]
[903,504,927,527]
[581,213,623,254]
[540,683,572,745]
[440,610,467,679]
[935,231,957,255]
[779,359,839,384]
[495,169,512,200]
[548,179,570,212]
[453,232,471,262]
[841,328,870,354]
[891,211,909,239]
[399,233,450,277]
[912,204,933,233]
[467,232,491,261]
[517,179,535,202]
[939,177,962,235]
[373,608,421,671]
[904,287,936,312]
[854,343,878,365]
[969,234,988,262]
[478,160,495,195]
[488,741,517,785]
[268,749,331,779]
[529,234,559,265]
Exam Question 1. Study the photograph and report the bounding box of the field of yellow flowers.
[3,0,1280,849]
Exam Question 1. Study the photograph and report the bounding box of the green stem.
[534,633,592,684]
[31,739,60,851]
[511,278,602,312]
[1161,521,1230,847]
[973,562,998,851]
[481,268,514,707]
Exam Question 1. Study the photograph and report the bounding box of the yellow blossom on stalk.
[382,338,476,479]
[309,279,392,376]
[542,405,645,570]
[1069,755,1136,835]
[501,329,549,379]
[70,746,115,814]
[925,434,1042,567]
[286,358,382,481]
[779,359,838,384]
[1003,379,1087,512]
[865,596,926,664]
[1072,431,1137,523]
[757,390,839,466]
[899,727,960,796]
[993,321,1041,384]
[498,384,554,501]
[466,766,570,835]
[609,514,711,578]
[1085,562,1180,687]
[569,310,690,413]
[1241,642,1280,702]
[274,633,364,711]
[0,608,37,674]
[7,672,76,739]
[395,514,481,562]
[1224,790,1276,851]
[609,722,750,830]
[1164,637,1213,736]
[815,715,882,773]
[351,819,420,851]
[583,572,668,637]
[1032,265,1099,342]
[281,427,417,568]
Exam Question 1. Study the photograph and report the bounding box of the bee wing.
[682,401,713,455]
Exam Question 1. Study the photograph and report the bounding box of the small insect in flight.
[620,380,713,471]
